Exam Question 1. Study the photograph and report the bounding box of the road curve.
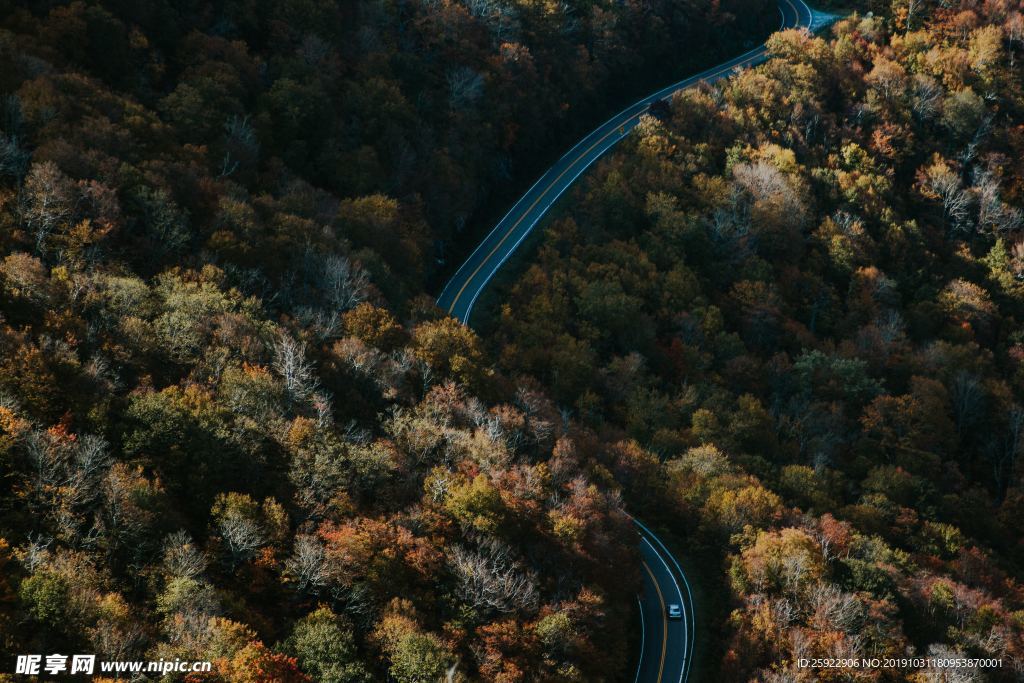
[436,2,835,681]
[632,517,695,683]
[437,0,832,325]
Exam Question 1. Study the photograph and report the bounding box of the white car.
[668,604,682,620]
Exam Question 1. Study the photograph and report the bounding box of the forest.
[2,0,1024,680]
[0,0,768,680]
[490,2,1024,680]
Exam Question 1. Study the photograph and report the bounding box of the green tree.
[413,318,488,389]
[282,607,371,683]
[388,632,452,683]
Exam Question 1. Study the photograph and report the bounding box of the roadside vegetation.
[0,0,773,680]
[3,0,1024,679]
[492,5,1024,679]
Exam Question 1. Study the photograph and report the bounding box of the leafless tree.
[159,577,220,649]
[924,162,972,234]
[89,607,146,662]
[769,597,796,632]
[287,437,345,519]
[808,584,863,633]
[957,113,994,167]
[555,0,579,35]
[463,0,520,42]
[448,537,539,614]
[295,305,342,341]
[386,408,448,467]
[287,248,369,339]
[514,386,555,447]
[922,644,985,682]
[708,185,751,245]
[866,57,906,102]
[22,429,111,521]
[912,74,943,120]
[780,551,816,595]
[84,353,120,392]
[219,513,264,565]
[284,533,329,594]
[20,534,52,572]
[99,464,148,557]
[20,161,77,255]
[272,332,320,403]
[900,0,925,33]
[733,161,806,223]
[424,466,454,503]
[1008,13,1024,66]
[162,530,208,580]
[343,419,373,445]
[313,391,334,429]
[73,434,112,500]
[968,623,1010,659]
[218,115,259,179]
[789,628,812,669]
[323,253,369,312]
[760,672,801,683]
[973,169,1023,234]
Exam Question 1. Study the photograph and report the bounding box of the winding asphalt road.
[436,1,835,679]
[438,0,833,325]
[633,518,696,683]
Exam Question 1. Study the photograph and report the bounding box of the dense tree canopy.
[4,0,1024,678]
[489,4,1024,679]
[0,0,780,677]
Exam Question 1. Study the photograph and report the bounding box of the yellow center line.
[642,560,668,683]
[445,45,775,316]
[446,107,637,313]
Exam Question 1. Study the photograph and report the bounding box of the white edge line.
[444,96,644,313]
[461,121,629,322]
[445,6,829,683]
[641,535,686,682]
[442,75,663,309]
[634,595,646,683]
[442,6,791,315]
[634,519,695,683]
[437,169,549,305]
[459,46,773,323]
[461,0,817,664]
[456,2,823,681]
[444,0,821,316]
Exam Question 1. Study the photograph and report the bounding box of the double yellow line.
[443,4,802,317]
[445,104,642,314]
[642,560,669,683]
